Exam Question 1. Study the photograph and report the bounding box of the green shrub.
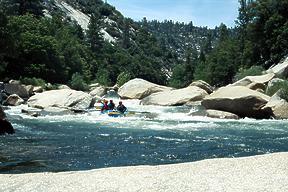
[20,77,46,87]
[70,73,89,91]
[95,69,111,86]
[116,72,131,87]
[168,64,186,88]
[266,80,288,102]
[234,66,265,82]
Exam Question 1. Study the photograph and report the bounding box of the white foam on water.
[4,102,288,132]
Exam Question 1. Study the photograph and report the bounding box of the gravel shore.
[1,152,288,192]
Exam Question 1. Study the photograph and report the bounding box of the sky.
[107,0,239,28]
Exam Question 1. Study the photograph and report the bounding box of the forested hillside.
[0,0,287,89]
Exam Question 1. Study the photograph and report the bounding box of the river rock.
[8,79,20,84]
[232,73,275,87]
[118,78,173,99]
[266,78,285,92]
[0,106,6,119]
[262,90,288,119]
[0,119,15,135]
[246,82,266,91]
[189,80,213,94]
[201,86,272,119]
[267,56,288,78]
[25,85,34,96]
[4,83,30,98]
[27,89,93,110]
[89,86,107,97]
[206,109,239,119]
[89,83,100,90]
[41,107,74,116]
[33,86,43,93]
[4,94,24,106]
[0,106,15,135]
[141,86,208,106]
[58,85,71,90]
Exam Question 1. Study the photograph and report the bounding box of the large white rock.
[267,56,288,77]
[118,78,173,99]
[141,86,208,106]
[202,86,272,119]
[0,153,288,192]
[27,89,93,110]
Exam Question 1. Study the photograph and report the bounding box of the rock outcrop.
[27,89,93,110]
[262,91,288,119]
[4,94,24,106]
[201,86,272,119]
[189,80,213,94]
[141,86,208,106]
[267,57,288,78]
[118,78,173,99]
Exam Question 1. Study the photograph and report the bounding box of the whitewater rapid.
[6,99,287,132]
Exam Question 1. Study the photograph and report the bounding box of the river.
[1,99,288,174]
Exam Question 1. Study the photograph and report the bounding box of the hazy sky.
[107,0,239,28]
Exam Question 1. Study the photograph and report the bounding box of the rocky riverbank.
[1,56,288,120]
[1,152,287,192]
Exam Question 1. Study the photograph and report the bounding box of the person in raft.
[108,100,115,110]
[101,100,109,112]
[116,101,127,114]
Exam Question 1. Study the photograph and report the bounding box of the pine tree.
[87,12,104,54]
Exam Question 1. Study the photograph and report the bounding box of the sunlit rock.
[141,86,208,106]
[202,86,272,119]
[118,78,173,99]
[28,89,93,110]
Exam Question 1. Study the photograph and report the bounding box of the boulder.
[206,110,239,119]
[41,107,74,116]
[4,94,24,106]
[0,119,15,135]
[58,85,71,90]
[8,79,20,84]
[141,86,208,106]
[232,73,275,87]
[25,85,34,96]
[118,78,173,99]
[267,57,288,78]
[27,89,93,110]
[0,106,6,119]
[89,86,107,97]
[246,82,266,91]
[33,86,44,93]
[266,78,285,91]
[262,91,288,119]
[0,106,15,135]
[201,86,272,119]
[189,80,213,94]
[4,83,30,98]
[89,83,100,90]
